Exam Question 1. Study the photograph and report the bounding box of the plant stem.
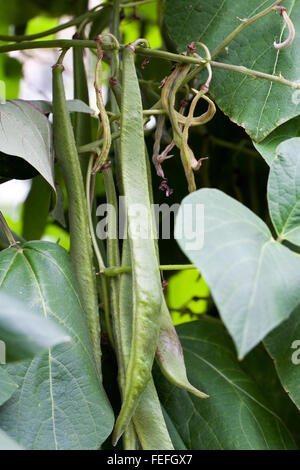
[210,60,299,89]
[86,157,106,273]
[212,0,285,58]
[0,7,103,42]
[0,211,22,252]
[86,156,115,349]
[1,38,299,90]
[78,131,121,154]
[103,264,196,276]
[119,0,157,7]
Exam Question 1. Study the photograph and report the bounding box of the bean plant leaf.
[0,368,17,406]
[164,0,300,142]
[29,99,94,115]
[264,305,300,410]
[0,241,114,450]
[267,137,300,245]
[0,99,55,190]
[254,116,300,165]
[0,429,23,451]
[0,292,70,361]
[155,318,297,450]
[175,188,300,358]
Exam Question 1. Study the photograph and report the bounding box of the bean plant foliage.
[0,0,299,451]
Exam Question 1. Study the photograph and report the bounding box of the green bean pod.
[52,58,101,375]
[119,238,173,450]
[112,46,163,444]
[145,138,208,401]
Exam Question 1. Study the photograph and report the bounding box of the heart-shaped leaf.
[267,137,300,245]
[0,292,70,361]
[175,188,300,358]
[264,305,300,410]
[0,241,114,450]
[165,0,300,142]
[0,99,55,191]
[155,319,297,449]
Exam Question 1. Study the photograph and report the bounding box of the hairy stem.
[0,40,299,90]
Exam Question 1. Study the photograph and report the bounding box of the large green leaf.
[0,368,17,406]
[0,429,23,450]
[267,138,300,245]
[175,188,300,358]
[254,116,300,165]
[0,241,114,450]
[0,99,55,190]
[0,292,69,361]
[165,0,300,142]
[155,318,296,450]
[264,305,300,410]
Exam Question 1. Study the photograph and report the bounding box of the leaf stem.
[0,211,22,252]
[212,0,285,58]
[210,60,299,89]
[0,36,299,90]
[86,156,115,349]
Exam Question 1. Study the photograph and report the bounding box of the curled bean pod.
[52,52,101,375]
[112,45,163,445]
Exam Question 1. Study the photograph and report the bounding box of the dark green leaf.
[165,0,300,142]
[155,318,297,449]
[0,241,114,450]
[264,305,300,410]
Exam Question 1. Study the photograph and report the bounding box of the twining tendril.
[273,6,295,50]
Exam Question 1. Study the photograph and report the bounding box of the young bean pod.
[119,238,174,450]
[112,45,163,444]
[52,52,101,375]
